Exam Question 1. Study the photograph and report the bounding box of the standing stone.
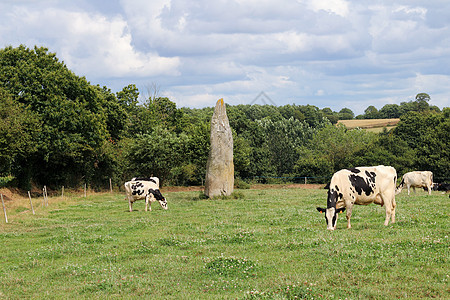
[204,98,234,197]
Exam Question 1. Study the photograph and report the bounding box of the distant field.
[338,118,400,132]
[0,187,448,299]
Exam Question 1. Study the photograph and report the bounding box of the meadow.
[0,187,448,299]
[337,119,400,133]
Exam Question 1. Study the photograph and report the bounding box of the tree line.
[1,45,449,190]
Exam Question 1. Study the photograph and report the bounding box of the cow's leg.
[145,195,149,212]
[390,197,396,223]
[148,193,155,211]
[128,198,133,212]
[427,185,432,195]
[345,205,353,229]
[407,185,411,195]
[380,191,395,226]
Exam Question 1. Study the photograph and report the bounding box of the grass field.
[337,119,400,133]
[0,187,448,299]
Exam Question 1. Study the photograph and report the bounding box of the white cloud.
[0,0,449,113]
[304,0,350,17]
[2,5,180,79]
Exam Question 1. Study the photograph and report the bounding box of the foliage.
[295,124,377,180]
[357,92,441,119]
[124,126,190,185]
[393,110,450,180]
[0,45,449,188]
[0,45,110,188]
[0,88,40,179]
[257,117,325,177]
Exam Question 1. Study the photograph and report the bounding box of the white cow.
[124,177,168,212]
[396,171,433,196]
[317,166,397,230]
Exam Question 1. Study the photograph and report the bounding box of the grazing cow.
[317,166,397,230]
[396,171,433,195]
[436,182,450,192]
[124,178,167,212]
[132,177,158,184]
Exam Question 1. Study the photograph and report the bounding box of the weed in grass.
[204,256,258,278]
[244,283,321,299]
[15,206,28,213]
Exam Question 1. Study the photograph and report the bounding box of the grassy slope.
[0,188,448,299]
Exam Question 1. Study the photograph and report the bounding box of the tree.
[257,117,318,176]
[415,92,430,103]
[321,107,339,124]
[295,124,377,181]
[338,108,354,120]
[364,106,379,119]
[379,104,401,118]
[397,109,450,180]
[415,92,430,112]
[124,126,189,184]
[0,45,111,188]
[0,88,40,183]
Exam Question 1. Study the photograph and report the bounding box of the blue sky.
[1,0,449,114]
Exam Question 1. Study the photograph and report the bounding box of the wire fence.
[250,176,330,184]
[249,175,450,185]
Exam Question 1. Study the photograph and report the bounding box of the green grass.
[0,188,448,299]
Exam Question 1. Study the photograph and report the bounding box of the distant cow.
[436,182,450,192]
[317,166,397,230]
[124,177,168,212]
[396,171,433,195]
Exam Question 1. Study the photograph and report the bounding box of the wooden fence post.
[1,194,7,223]
[42,185,48,206]
[84,183,87,198]
[62,186,64,200]
[109,178,112,193]
[44,185,48,206]
[28,191,35,215]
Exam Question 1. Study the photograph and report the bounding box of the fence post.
[1,194,7,223]
[109,178,112,193]
[28,191,35,215]
[44,185,48,206]
[84,183,87,198]
[304,177,307,184]
[62,186,64,200]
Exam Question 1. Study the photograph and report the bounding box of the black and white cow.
[317,165,397,230]
[396,171,433,195]
[436,182,450,192]
[124,177,168,212]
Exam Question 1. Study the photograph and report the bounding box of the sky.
[1,0,449,114]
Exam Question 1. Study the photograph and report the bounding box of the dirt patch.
[161,186,204,193]
[0,188,23,201]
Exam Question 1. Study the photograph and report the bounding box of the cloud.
[1,4,180,80]
[0,0,449,114]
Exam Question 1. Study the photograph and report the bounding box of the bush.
[235,177,251,189]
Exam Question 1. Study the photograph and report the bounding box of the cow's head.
[316,207,345,230]
[317,185,345,230]
[149,189,168,210]
[158,197,168,210]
